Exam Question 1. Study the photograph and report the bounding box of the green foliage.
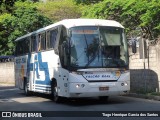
[14,1,52,32]
[0,13,15,55]
[0,1,52,55]
[37,0,83,22]
[0,0,20,13]
[82,0,160,39]
[73,0,103,5]
[1,0,160,55]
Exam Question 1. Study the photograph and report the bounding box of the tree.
[73,0,103,5]
[0,0,23,13]
[82,0,160,39]
[37,0,83,22]
[0,1,52,55]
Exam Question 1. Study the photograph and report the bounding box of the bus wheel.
[99,96,109,102]
[51,81,62,103]
[24,78,31,96]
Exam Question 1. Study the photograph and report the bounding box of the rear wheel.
[24,78,31,96]
[51,81,62,103]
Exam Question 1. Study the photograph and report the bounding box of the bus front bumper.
[67,81,130,98]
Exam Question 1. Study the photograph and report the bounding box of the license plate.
[99,86,109,91]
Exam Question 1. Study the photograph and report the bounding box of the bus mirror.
[62,41,69,55]
[131,39,137,53]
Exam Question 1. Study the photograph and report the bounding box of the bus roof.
[15,19,124,42]
[46,18,124,29]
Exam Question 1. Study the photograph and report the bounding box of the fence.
[0,62,15,85]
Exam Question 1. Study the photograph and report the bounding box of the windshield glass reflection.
[69,26,128,68]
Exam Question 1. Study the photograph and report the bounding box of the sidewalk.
[0,83,15,90]
[127,93,160,101]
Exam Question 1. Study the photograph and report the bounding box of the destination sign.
[83,72,120,80]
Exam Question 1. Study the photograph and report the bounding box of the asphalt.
[0,83,160,101]
[0,83,15,90]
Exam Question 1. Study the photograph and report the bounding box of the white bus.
[15,19,130,102]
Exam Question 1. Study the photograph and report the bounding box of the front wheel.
[51,81,62,103]
[99,96,109,102]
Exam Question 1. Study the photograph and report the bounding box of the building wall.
[0,62,15,85]
[129,43,160,93]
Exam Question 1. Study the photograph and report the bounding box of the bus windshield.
[69,26,128,69]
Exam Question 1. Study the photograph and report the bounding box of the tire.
[24,78,31,96]
[51,81,62,103]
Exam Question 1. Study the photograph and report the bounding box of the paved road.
[0,86,160,120]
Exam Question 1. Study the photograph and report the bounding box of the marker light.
[116,71,121,76]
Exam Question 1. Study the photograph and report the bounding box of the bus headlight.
[124,82,128,86]
[121,82,128,86]
[76,84,85,88]
[76,84,80,88]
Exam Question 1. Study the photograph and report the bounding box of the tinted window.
[50,29,58,48]
[23,37,30,54]
[46,31,50,49]
[31,35,37,52]
[15,41,23,56]
[41,33,46,50]
[46,29,58,49]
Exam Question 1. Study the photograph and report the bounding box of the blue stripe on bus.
[27,52,51,86]
[35,53,50,85]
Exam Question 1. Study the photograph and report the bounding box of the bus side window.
[15,41,21,56]
[31,35,37,52]
[46,31,50,49]
[50,29,58,48]
[23,37,30,54]
[19,40,23,55]
[41,33,46,50]
[38,34,41,51]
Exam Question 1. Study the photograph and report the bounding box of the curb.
[128,93,160,101]
[0,83,15,86]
